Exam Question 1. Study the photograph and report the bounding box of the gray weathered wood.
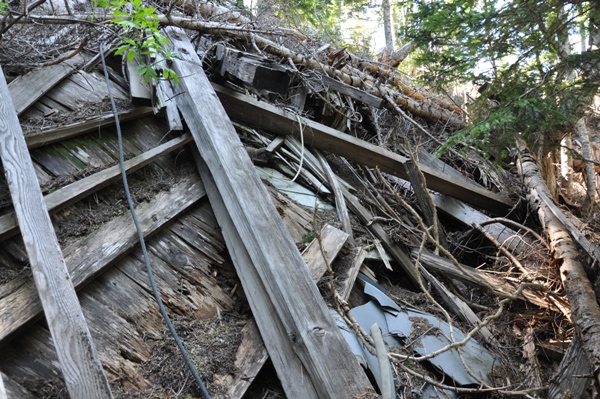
[25,107,154,149]
[0,176,205,345]
[415,250,553,310]
[301,224,350,282]
[1,371,38,399]
[167,27,372,399]
[126,58,152,105]
[316,151,353,240]
[548,335,593,399]
[310,72,384,108]
[212,83,512,213]
[8,63,74,115]
[0,133,192,241]
[405,159,444,245]
[0,66,113,398]
[213,223,350,399]
[338,247,367,301]
[216,45,292,94]
[194,150,320,399]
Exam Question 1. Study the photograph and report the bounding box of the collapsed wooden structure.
[1,4,600,399]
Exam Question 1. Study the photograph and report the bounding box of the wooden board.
[167,27,372,398]
[0,134,193,240]
[1,371,37,399]
[212,83,512,213]
[0,66,112,399]
[25,107,154,149]
[311,73,384,108]
[0,176,205,345]
[7,63,74,115]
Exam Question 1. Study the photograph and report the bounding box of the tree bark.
[519,150,600,390]
[576,118,597,207]
[382,0,394,52]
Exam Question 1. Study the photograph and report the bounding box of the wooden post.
[166,28,372,399]
[0,66,113,399]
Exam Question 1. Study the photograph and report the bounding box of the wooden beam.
[0,133,193,241]
[1,371,38,399]
[24,107,154,149]
[310,73,384,108]
[126,58,152,105]
[0,66,112,398]
[166,27,372,399]
[212,83,512,213]
[216,45,291,94]
[213,223,350,399]
[8,63,74,115]
[0,176,205,345]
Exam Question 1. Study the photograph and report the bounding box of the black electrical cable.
[99,43,212,399]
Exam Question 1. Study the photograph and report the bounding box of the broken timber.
[166,27,372,399]
[0,67,112,398]
[212,83,512,213]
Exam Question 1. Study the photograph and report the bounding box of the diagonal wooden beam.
[166,27,372,399]
[212,83,512,214]
[0,66,113,398]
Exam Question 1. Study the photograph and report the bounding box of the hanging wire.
[99,43,211,399]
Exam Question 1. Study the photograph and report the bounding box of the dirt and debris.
[113,314,246,399]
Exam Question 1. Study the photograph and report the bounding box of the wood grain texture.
[1,371,37,399]
[0,67,112,398]
[25,107,154,149]
[0,176,205,345]
[7,63,74,115]
[0,133,192,241]
[169,27,372,397]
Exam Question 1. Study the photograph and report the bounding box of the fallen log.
[519,150,600,391]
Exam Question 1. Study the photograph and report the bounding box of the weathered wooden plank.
[213,221,351,399]
[310,73,384,108]
[0,176,205,345]
[192,151,320,399]
[338,247,367,301]
[216,45,292,94]
[0,66,112,398]
[31,145,82,176]
[415,250,554,310]
[7,63,74,115]
[126,58,152,105]
[0,134,193,241]
[213,83,512,213]
[1,371,38,399]
[548,335,593,399]
[168,27,372,398]
[25,107,154,149]
[430,192,528,253]
[302,224,350,281]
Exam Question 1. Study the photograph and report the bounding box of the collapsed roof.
[1,1,600,398]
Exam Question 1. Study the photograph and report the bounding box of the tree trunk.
[560,133,573,199]
[576,118,597,207]
[519,150,600,391]
[382,0,394,52]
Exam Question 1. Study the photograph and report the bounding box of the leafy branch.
[92,0,178,83]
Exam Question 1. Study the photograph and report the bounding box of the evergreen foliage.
[400,0,600,157]
[266,0,370,44]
